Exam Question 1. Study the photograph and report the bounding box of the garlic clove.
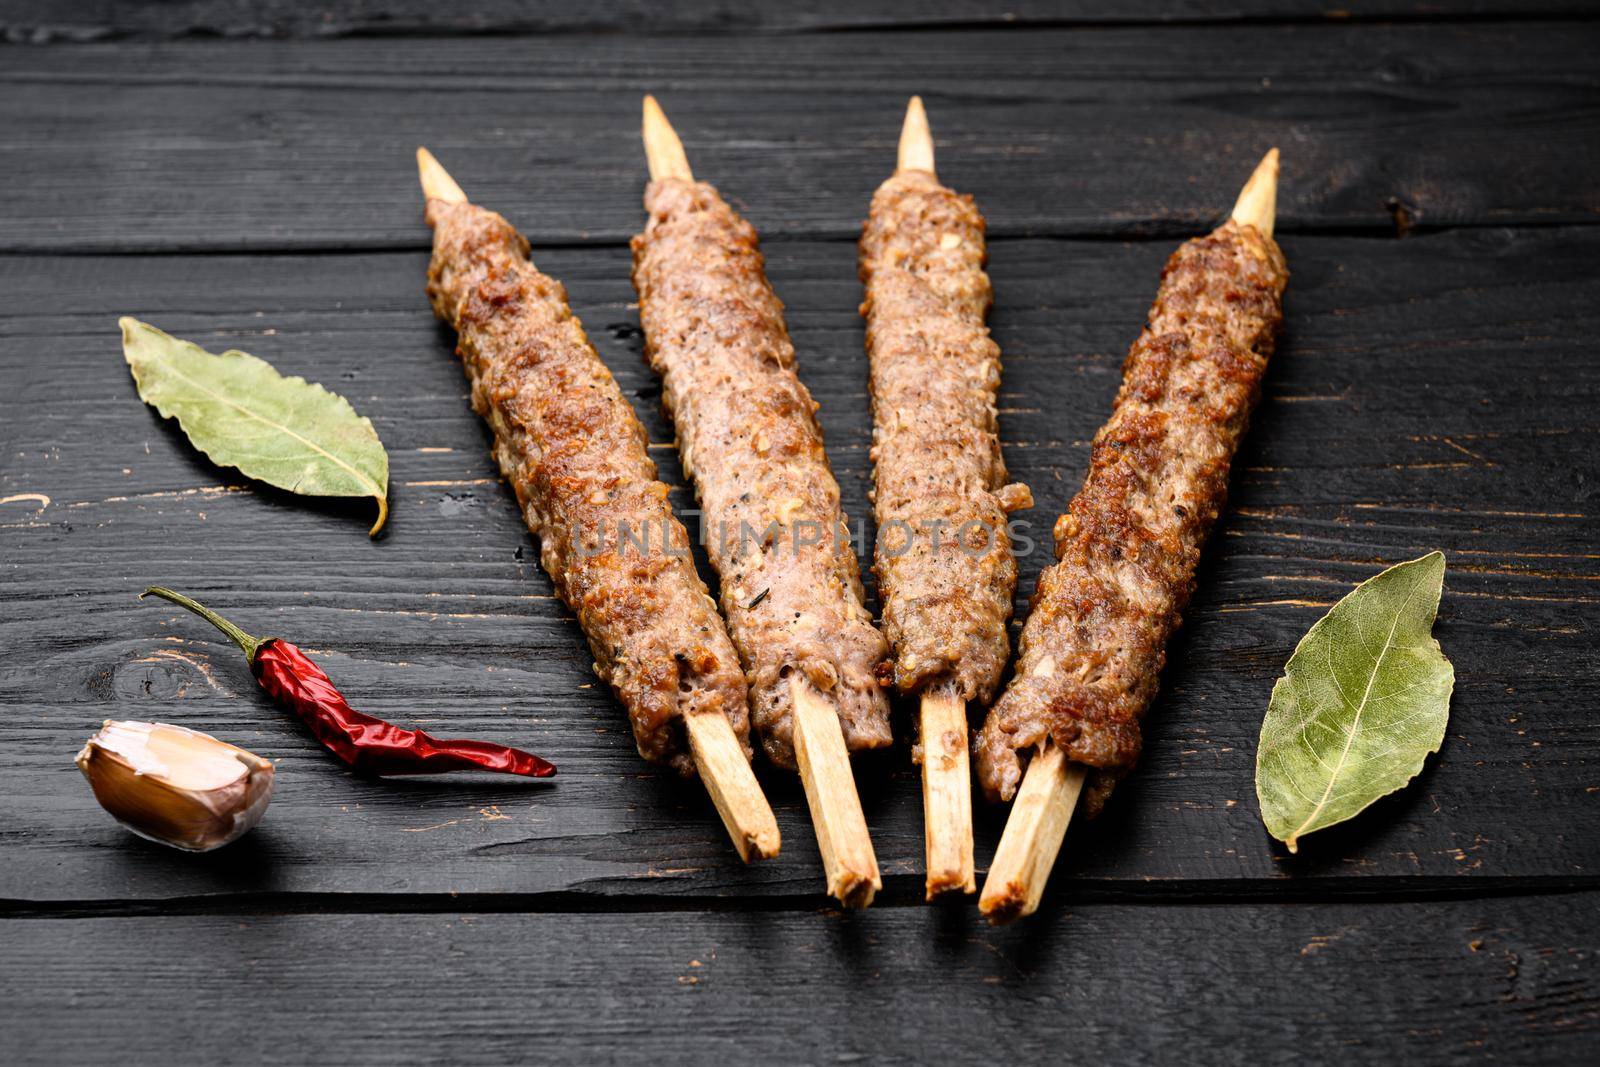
[75,720,275,852]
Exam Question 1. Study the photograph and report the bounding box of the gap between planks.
[7,878,1598,922]
[9,9,1599,47]
[12,217,1572,258]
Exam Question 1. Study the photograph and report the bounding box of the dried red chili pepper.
[141,587,555,778]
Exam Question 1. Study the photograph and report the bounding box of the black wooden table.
[3,3,1597,1062]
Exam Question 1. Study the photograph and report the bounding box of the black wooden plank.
[3,1,1593,44]
[2,23,1597,252]
[1,226,1595,902]
[4,896,1597,1063]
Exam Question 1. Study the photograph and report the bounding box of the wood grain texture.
[2,22,1597,251]
[4,897,1596,1064]
[3,2,1593,43]
[3,14,1599,1060]
[3,225,1595,903]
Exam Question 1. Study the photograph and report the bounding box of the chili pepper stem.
[141,586,266,662]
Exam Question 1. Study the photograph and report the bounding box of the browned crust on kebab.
[860,169,1032,719]
[426,198,750,775]
[631,178,891,769]
[975,220,1288,815]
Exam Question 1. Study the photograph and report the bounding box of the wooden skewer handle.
[791,677,882,908]
[978,657,1083,923]
[919,688,975,897]
[978,744,1086,923]
[684,711,781,863]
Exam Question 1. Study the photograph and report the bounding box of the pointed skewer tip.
[416,146,467,204]
[642,95,693,183]
[1230,147,1279,238]
[896,95,935,176]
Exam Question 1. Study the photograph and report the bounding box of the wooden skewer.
[416,146,467,204]
[978,741,1086,922]
[918,686,975,897]
[415,145,779,864]
[1231,147,1280,237]
[791,677,882,908]
[978,658,1084,922]
[642,95,694,182]
[979,151,1282,922]
[638,97,880,903]
[896,94,936,177]
[893,97,975,898]
[684,710,781,862]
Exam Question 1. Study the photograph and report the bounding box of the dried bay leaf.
[121,317,389,535]
[1256,552,1454,852]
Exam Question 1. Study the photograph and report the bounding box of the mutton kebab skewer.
[632,97,890,907]
[416,148,780,862]
[977,150,1288,921]
[859,98,1033,897]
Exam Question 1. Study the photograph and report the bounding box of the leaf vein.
[154,355,381,500]
[1288,577,1423,842]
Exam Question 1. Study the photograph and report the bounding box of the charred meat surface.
[860,168,1032,718]
[632,178,891,769]
[975,220,1288,815]
[426,197,750,775]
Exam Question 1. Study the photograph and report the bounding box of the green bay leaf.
[1255,552,1454,852]
[121,317,389,535]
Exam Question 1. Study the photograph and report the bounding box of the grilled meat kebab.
[419,153,757,783]
[976,155,1289,820]
[858,98,1033,896]
[630,124,892,772]
[860,111,1032,714]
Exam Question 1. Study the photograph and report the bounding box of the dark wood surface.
[5,896,1595,1064]
[2,4,1596,1063]
[5,21,1599,252]
[4,1,1596,42]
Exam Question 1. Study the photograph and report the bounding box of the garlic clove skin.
[76,720,275,852]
